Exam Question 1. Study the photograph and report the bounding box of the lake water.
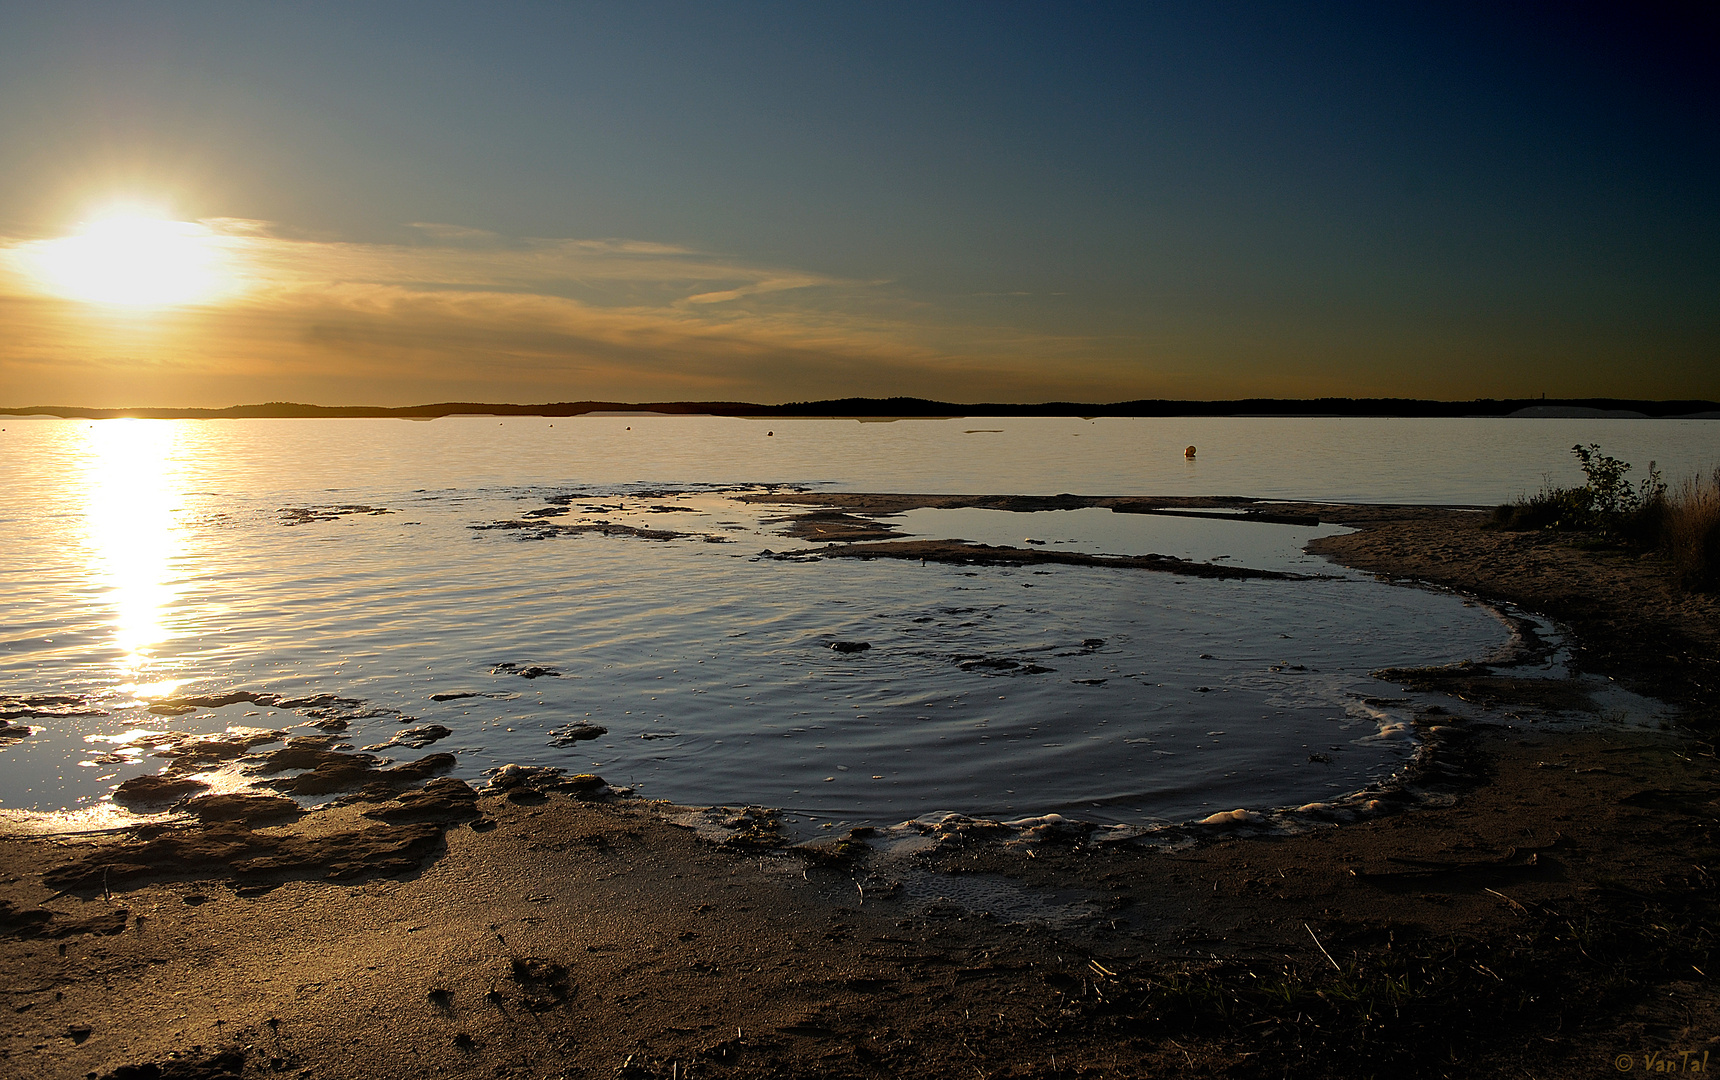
[0,414,1711,833]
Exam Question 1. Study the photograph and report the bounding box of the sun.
[28,209,234,307]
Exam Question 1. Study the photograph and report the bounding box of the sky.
[0,1,1714,407]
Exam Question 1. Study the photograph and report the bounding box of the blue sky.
[0,2,1713,406]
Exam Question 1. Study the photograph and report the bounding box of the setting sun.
[26,211,233,307]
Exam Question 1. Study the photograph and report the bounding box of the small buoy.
[766,431,773,436]
[1184,445,1197,459]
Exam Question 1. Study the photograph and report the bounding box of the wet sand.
[3,501,1717,1079]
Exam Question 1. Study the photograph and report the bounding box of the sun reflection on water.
[77,420,187,698]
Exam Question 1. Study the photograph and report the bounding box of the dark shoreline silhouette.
[2,395,1716,420]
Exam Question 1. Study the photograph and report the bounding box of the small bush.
[1492,444,1664,539]
[1664,467,1720,591]
[1490,486,1589,531]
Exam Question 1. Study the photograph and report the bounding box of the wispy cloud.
[0,218,1164,406]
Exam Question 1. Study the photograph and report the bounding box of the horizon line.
[3,395,1720,422]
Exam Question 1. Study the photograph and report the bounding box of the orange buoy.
[1184,445,1197,459]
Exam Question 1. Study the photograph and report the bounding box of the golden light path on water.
[76,419,188,701]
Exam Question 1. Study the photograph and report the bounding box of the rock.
[179,794,304,825]
[254,749,455,796]
[283,735,346,750]
[560,773,612,796]
[548,723,607,745]
[362,724,452,751]
[430,691,479,702]
[492,662,561,678]
[153,731,287,769]
[481,766,614,799]
[0,694,106,720]
[362,778,481,823]
[113,774,210,807]
[484,764,564,791]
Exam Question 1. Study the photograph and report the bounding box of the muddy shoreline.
[3,499,1717,1079]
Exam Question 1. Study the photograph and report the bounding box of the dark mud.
[40,818,450,894]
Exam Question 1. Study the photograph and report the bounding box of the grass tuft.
[1664,467,1720,591]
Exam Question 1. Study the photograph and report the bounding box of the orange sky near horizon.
[2,212,1711,408]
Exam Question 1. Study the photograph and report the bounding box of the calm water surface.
[0,415,1709,830]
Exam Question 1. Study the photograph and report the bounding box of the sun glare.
[30,211,233,307]
[77,419,187,694]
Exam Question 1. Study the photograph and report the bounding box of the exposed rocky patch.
[470,519,688,542]
[360,778,482,824]
[491,661,561,679]
[766,509,906,543]
[113,775,211,807]
[0,693,106,721]
[362,724,453,751]
[179,793,305,825]
[278,505,394,525]
[548,723,607,745]
[150,729,291,770]
[148,689,406,724]
[809,538,1315,579]
[481,765,616,799]
[251,749,457,796]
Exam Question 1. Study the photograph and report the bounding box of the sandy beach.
[3,500,1717,1080]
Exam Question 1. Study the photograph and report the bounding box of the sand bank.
[2,501,1716,1079]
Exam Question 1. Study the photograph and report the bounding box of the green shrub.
[1492,444,1665,541]
[1489,486,1589,531]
